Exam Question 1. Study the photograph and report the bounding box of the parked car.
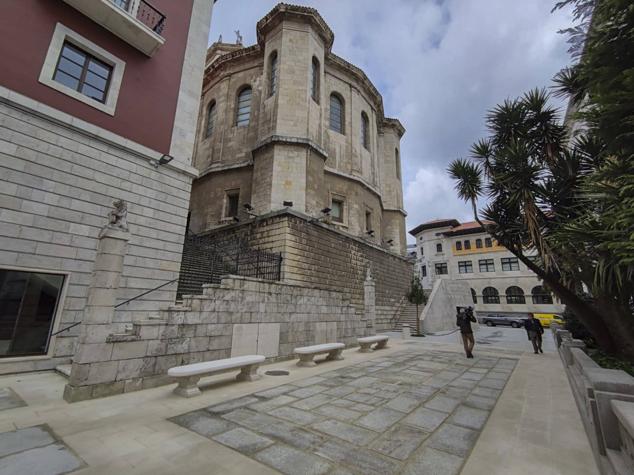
[479,314,525,328]
[533,313,564,328]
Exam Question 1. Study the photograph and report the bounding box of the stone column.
[64,225,130,402]
[364,268,376,332]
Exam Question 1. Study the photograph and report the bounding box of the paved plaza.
[0,334,599,474]
[172,349,517,475]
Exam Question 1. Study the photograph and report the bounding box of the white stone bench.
[167,355,265,398]
[357,335,389,352]
[294,343,345,367]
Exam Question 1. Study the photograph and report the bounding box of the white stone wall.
[0,99,193,373]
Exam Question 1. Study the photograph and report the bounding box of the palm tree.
[447,89,631,357]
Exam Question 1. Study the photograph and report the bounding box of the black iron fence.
[176,232,282,299]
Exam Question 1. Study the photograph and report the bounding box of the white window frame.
[39,23,126,116]
[0,265,70,362]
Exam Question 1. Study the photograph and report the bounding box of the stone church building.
[189,3,407,255]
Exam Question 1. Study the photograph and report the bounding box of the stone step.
[55,364,71,378]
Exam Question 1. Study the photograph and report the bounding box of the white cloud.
[209,0,573,238]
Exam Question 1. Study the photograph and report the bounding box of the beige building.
[409,219,564,317]
[189,3,407,255]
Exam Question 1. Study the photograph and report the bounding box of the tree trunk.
[597,298,634,359]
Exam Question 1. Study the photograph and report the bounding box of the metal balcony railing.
[110,0,166,35]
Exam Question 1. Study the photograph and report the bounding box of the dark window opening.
[532,286,553,304]
[331,199,344,223]
[435,263,448,275]
[471,288,477,304]
[485,237,492,248]
[329,94,344,134]
[506,286,526,304]
[225,190,240,218]
[456,241,462,251]
[464,240,471,250]
[436,243,443,253]
[0,270,64,358]
[482,287,500,304]
[475,239,483,249]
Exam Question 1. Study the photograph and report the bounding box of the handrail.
[115,277,179,308]
[50,277,178,337]
[51,321,82,337]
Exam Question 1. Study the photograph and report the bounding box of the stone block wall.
[64,275,371,402]
[0,99,193,374]
[195,210,413,331]
[553,326,634,475]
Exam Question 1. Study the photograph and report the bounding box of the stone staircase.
[392,302,422,332]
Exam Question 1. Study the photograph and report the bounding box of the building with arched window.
[190,4,407,255]
[409,218,564,317]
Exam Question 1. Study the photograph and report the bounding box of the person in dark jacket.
[456,306,477,358]
[524,313,544,354]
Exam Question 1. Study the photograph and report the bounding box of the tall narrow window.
[475,238,483,249]
[464,240,471,250]
[421,265,427,277]
[436,243,443,253]
[311,57,320,103]
[236,87,252,126]
[224,190,240,218]
[484,237,492,248]
[54,42,113,104]
[365,211,372,232]
[269,51,278,96]
[456,241,462,251]
[205,101,216,138]
[395,148,401,180]
[329,93,344,134]
[361,112,370,150]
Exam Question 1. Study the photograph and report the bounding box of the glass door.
[0,270,65,358]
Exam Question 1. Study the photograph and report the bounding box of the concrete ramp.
[421,279,473,333]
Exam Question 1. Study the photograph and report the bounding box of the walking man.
[456,306,477,358]
[524,313,544,354]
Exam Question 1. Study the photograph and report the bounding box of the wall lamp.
[243,203,257,217]
[320,207,331,215]
[150,154,174,168]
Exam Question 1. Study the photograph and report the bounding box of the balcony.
[62,0,166,57]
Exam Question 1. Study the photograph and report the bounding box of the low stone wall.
[64,275,373,402]
[553,325,634,475]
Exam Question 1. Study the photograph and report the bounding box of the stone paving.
[0,425,84,475]
[172,349,518,475]
[0,387,26,412]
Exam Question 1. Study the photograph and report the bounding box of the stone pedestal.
[64,226,130,402]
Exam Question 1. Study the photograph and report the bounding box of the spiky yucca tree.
[448,87,633,357]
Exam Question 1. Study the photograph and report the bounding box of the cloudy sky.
[208,0,573,242]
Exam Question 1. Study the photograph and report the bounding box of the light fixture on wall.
[320,207,331,215]
[150,154,174,168]
[243,203,258,217]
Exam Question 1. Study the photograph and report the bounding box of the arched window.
[311,57,320,103]
[532,286,553,304]
[475,238,483,249]
[236,86,252,126]
[204,101,216,138]
[361,112,370,150]
[471,288,477,304]
[395,148,401,179]
[269,52,278,96]
[456,241,462,251]
[329,93,344,134]
[482,287,500,304]
[506,286,525,304]
[436,243,443,253]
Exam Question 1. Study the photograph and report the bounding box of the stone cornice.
[198,160,253,179]
[202,44,262,91]
[252,135,328,160]
[256,3,334,51]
